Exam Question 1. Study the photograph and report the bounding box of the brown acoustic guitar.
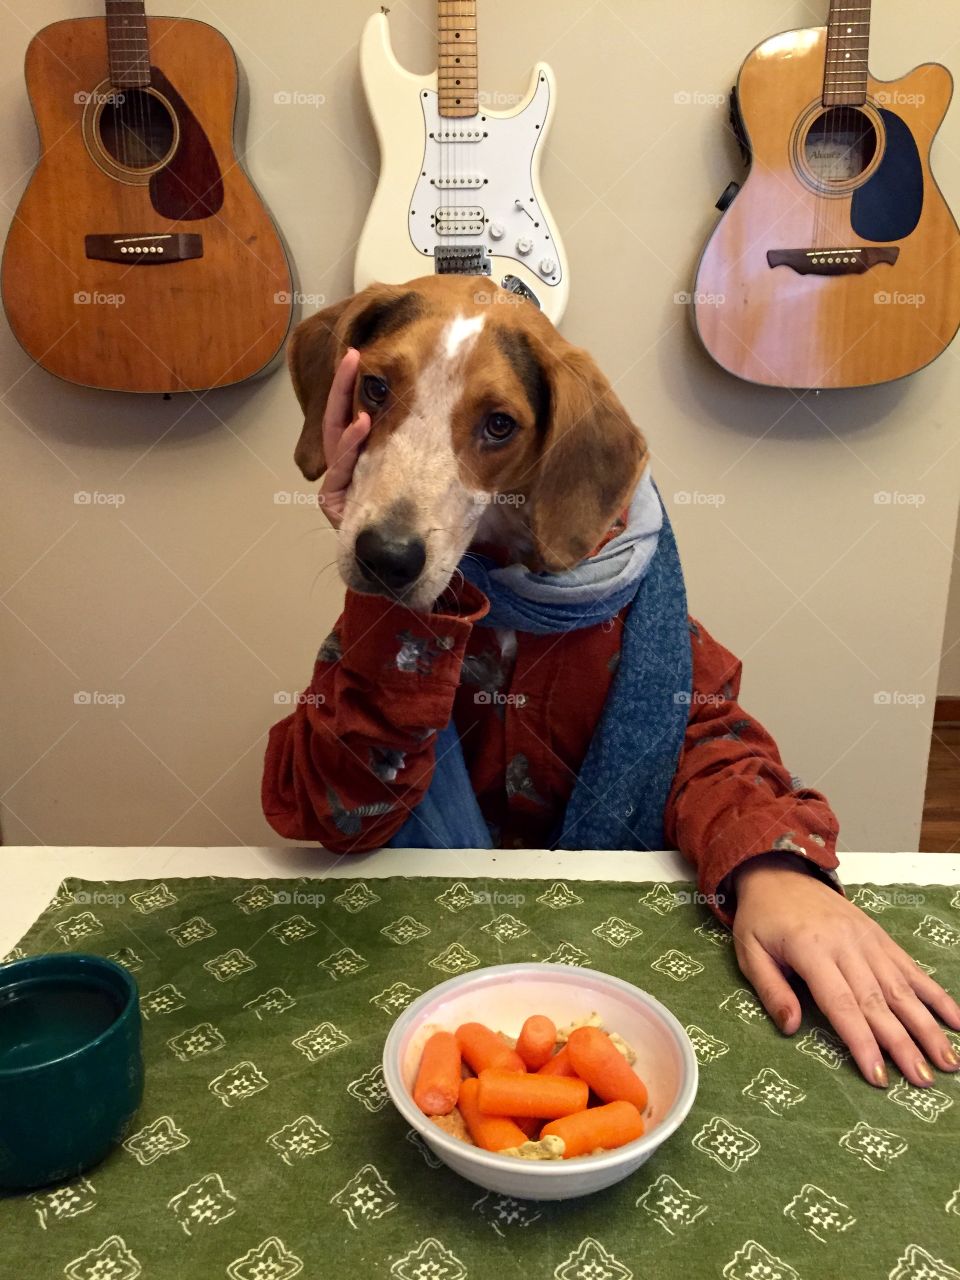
[1,0,294,393]
[693,0,960,389]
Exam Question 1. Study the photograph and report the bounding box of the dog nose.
[354,526,427,590]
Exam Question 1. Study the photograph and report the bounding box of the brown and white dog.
[288,275,648,610]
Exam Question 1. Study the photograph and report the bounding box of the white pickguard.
[355,12,569,324]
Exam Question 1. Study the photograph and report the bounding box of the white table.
[2,847,958,956]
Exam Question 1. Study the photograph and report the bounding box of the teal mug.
[0,953,143,1192]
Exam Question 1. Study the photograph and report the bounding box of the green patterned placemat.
[2,875,959,1280]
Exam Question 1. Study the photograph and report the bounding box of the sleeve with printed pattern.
[663,617,842,926]
[261,581,489,851]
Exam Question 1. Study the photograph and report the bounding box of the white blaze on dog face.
[338,310,490,610]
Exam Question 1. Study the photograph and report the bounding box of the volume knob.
[489,221,505,240]
[538,257,557,276]
[516,236,533,255]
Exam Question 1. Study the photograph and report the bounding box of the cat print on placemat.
[838,1122,908,1172]
[390,1238,466,1280]
[554,1238,633,1280]
[330,1164,398,1229]
[227,1238,304,1280]
[168,1173,237,1236]
[636,1174,708,1235]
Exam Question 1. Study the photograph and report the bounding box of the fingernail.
[944,1047,959,1069]
[916,1059,935,1084]
[872,1062,888,1088]
[777,1007,792,1032]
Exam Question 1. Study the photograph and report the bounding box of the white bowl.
[382,962,698,1200]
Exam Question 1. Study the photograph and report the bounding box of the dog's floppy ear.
[288,283,425,481]
[527,343,648,571]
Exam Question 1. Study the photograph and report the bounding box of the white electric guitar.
[355,1,568,324]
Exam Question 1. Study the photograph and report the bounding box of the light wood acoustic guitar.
[693,0,960,389]
[1,0,294,394]
[355,0,568,324]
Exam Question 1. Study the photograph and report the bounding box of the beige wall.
[2,0,959,852]
[941,525,960,695]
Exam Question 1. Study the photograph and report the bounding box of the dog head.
[288,275,648,609]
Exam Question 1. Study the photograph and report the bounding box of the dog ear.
[528,344,648,571]
[288,284,424,481]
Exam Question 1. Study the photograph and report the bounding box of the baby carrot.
[537,1045,579,1078]
[541,1100,644,1158]
[566,1026,648,1111]
[458,1077,530,1152]
[477,1067,589,1118]
[413,1031,462,1116]
[516,1015,557,1070]
[456,1022,526,1075]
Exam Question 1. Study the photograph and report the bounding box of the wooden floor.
[921,723,960,853]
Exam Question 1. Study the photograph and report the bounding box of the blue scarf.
[388,472,692,851]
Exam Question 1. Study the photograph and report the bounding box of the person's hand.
[317,348,371,529]
[731,854,960,1088]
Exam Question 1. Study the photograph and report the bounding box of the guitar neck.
[437,0,478,118]
[105,0,151,88]
[823,0,872,105]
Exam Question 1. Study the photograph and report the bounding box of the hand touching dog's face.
[288,276,648,610]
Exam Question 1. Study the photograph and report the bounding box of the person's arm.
[664,617,840,924]
[665,617,960,1091]
[262,580,488,851]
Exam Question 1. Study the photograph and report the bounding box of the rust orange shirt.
[262,580,840,925]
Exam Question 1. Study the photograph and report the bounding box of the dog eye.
[483,412,518,443]
[361,375,389,407]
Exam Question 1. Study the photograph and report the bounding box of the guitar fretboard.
[438,0,478,118]
[823,0,872,105]
[106,0,150,88]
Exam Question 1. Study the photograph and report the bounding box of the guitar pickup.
[85,234,203,264]
[429,127,483,143]
[433,174,483,189]
[435,208,485,236]
[767,247,899,276]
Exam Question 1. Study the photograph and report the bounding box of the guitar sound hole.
[805,107,877,183]
[98,89,176,170]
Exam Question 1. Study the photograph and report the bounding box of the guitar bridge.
[85,233,203,264]
[434,245,491,275]
[767,247,899,276]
